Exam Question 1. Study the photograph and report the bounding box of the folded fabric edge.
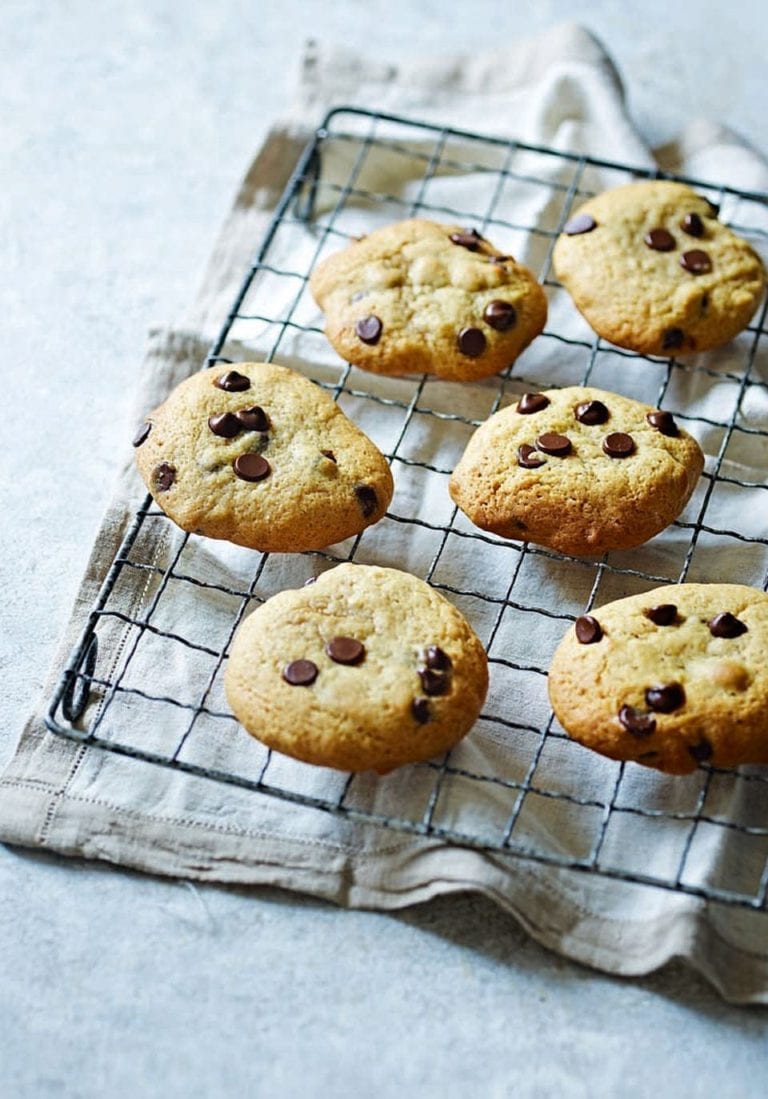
[1,777,766,1005]
[295,22,626,116]
[654,119,767,174]
[290,24,651,171]
[182,128,312,339]
[0,328,203,802]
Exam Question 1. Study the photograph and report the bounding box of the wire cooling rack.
[47,107,768,911]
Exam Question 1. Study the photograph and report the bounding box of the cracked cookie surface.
[225,563,489,772]
[553,180,765,355]
[548,583,768,774]
[448,385,704,555]
[310,218,547,381]
[133,362,393,552]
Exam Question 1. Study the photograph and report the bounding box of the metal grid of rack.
[47,107,768,910]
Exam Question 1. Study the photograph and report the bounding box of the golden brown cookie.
[548,583,768,774]
[225,563,489,772]
[553,180,765,355]
[309,218,547,381]
[448,385,704,555]
[133,363,393,552]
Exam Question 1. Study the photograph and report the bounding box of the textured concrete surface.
[2,2,768,1096]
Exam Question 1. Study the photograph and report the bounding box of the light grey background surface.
[2,2,768,1095]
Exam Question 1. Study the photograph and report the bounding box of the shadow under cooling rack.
[46,106,768,912]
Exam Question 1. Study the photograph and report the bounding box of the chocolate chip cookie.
[225,563,489,772]
[449,385,704,555]
[309,218,548,381]
[548,583,768,774]
[133,363,394,552]
[553,180,765,355]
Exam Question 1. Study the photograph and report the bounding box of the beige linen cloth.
[2,24,767,1002]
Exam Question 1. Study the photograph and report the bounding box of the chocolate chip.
[282,659,318,686]
[517,444,546,469]
[215,370,251,392]
[425,645,452,671]
[416,649,452,698]
[457,327,487,357]
[132,422,151,447]
[707,201,720,218]
[326,636,365,665]
[602,432,635,458]
[689,738,713,763]
[645,604,678,626]
[645,682,685,712]
[153,462,175,492]
[208,412,242,438]
[662,327,685,351]
[412,697,431,724]
[355,315,382,345]
[646,410,679,437]
[354,484,378,518]
[516,392,550,415]
[536,432,572,457]
[563,214,596,235]
[680,249,712,275]
[681,212,705,238]
[708,612,748,639]
[449,228,483,251]
[575,400,609,425]
[645,228,676,252]
[489,255,512,264]
[618,705,656,737]
[575,615,602,644]
[235,406,270,432]
[321,449,337,463]
[483,300,517,331]
[418,667,450,696]
[233,454,270,482]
